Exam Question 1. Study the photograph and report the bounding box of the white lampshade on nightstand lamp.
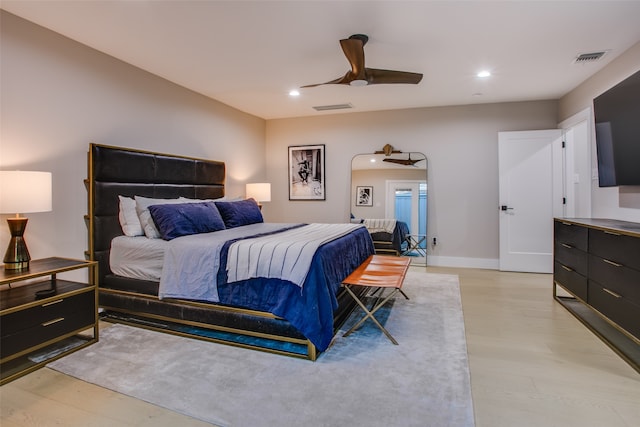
[246,182,271,209]
[0,171,52,271]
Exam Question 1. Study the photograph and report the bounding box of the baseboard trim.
[427,256,499,270]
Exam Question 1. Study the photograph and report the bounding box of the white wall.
[559,42,640,222]
[266,101,558,267]
[0,12,266,268]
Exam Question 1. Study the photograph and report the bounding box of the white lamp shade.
[246,182,271,202]
[0,171,52,214]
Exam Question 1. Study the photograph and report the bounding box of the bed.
[363,219,409,255]
[87,143,374,360]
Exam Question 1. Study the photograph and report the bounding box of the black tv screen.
[593,69,640,187]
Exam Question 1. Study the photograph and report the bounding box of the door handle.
[500,205,514,211]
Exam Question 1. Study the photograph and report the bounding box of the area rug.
[48,271,475,427]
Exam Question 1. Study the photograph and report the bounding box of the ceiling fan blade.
[339,37,366,80]
[365,68,423,85]
[300,74,350,88]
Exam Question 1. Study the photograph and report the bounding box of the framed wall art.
[356,186,373,206]
[288,144,325,200]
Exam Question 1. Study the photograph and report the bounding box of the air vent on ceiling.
[574,51,607,64]
[312,103,353,111]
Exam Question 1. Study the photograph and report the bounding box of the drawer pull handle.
[602,288,622,299]
[561,222,572,226]
[41,299,64,307]
[602,258,623,268]
[561,265,573,272]
[41,317,65,327]
[604,231,621,236]
[561,243,573,249]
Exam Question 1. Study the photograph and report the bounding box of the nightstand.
[1,257,98,385]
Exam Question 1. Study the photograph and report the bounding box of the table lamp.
[0,171,52,270]
[245,182,271,209]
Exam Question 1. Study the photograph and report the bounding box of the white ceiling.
[2,1,640,120]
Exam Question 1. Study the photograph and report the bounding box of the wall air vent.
[574,51,607,64]
[312,103,353,111]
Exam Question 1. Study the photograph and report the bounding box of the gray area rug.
[49,271,475,427]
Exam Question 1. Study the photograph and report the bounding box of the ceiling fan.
[383,153,425,166]
[301,34,423,88]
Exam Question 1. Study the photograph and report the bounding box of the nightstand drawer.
[589,254,640,306]
[554,241,588,276]
[1,290,95,337]
[0,308,95,360]
[554,261,587,300]
[589,281,640,340]
[555,221,588,251]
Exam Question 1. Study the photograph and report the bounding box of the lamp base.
[4,260,30,270]
[3,217,31,270]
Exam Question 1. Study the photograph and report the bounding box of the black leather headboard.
[88,143,225,282]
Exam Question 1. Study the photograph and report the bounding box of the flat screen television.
[593,69,640,187]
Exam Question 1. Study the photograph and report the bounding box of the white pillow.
[135,196,185,238]
[118,196,144,236]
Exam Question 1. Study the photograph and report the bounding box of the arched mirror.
[351,147,427,266]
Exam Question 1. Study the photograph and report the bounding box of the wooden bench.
[341,255,410,344]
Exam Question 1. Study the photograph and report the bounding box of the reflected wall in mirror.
[351,151,427,265]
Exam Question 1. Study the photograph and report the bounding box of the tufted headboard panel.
[87,143,225,283]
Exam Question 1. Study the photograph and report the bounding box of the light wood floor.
[1,267,638,426]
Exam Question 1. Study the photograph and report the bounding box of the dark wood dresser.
[554,218,640,373]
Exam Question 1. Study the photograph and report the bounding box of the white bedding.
[110,223,364,302]
[363,218,397,234]
[110,236,168,281]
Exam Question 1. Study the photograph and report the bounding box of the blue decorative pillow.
[214,198,263,228]
[148,202,226,240]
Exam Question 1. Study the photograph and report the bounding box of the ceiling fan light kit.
[302,34,423,88]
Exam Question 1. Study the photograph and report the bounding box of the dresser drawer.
[589,254,640,306]
[589,228,640,271]
[589,281,640,340]
[554,241,588,276]
[554,221,588,251]
[1,290,95,337]
[554,261,587,300]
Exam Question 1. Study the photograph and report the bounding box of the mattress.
[110,236,167,282]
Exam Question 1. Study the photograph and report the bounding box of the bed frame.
[87,143,365,360]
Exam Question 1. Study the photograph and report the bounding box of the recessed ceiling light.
[370,158,376,163]
[289,90,300,97]
[477,70,491,78]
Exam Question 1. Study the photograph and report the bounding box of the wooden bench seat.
[341,255,410,344]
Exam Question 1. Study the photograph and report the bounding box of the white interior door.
[499,130,563,272]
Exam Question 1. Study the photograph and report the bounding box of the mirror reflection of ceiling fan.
[301,34,423,88]
[383,153,424,166]
[373,145,424,167]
